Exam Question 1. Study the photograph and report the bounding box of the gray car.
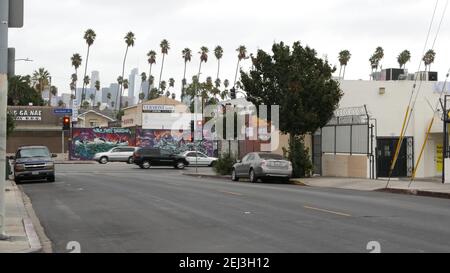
[232,152,293,183]
[94,147,137,164]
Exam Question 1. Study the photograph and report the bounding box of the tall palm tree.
[171,93,176,100]
[397,50,411,69]
[89,94,95,107]
[423,49,436,72]
[234,45,248,87]
[31,68,50,96]
[182,48,192,93]
[94,80,100,107]
[50,86,58,106]
[139,92,145,103]
[160,81,167,96]
[159,40,170,91]
[117,31,136,110]
[71,53,82,102]
[214,46,224,82]
[221,79,230,100]
[107,92,112,107]
[116,76,123,110]
[146,50,157,96]
[198,46,209,80]
[338,50,351,79]
[81,29,96,101]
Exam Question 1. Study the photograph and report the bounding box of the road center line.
[217,190,243,196]
[303,206,352,217]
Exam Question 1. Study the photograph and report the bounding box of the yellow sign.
[437,144,443,173]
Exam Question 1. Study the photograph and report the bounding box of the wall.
[322,154,368,178]
[78,112,111,128]
[339,80,444,178]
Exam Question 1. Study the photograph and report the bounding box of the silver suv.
[94,147,137,164]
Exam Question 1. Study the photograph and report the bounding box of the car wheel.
[231,169,239,181]
[141,161,151,169]
[127,157,134,164]
[209,161,217,167]
[249,169,258,183]
[99,157,108,164]
[175,161,186,169]
[47,176,55,183]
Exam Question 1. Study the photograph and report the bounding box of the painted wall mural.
[70,128,135,160]
[136,129,214,157]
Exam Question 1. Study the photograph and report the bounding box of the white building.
[321,78,449,180]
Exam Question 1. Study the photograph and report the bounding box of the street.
[19,163,450,253]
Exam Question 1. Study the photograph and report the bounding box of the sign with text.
[143,104,176,113]
[54,108,73,115]
[8,109,42,121]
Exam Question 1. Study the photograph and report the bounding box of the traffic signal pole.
[0,0,9,239]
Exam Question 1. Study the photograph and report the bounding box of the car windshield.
[258,153,284,160]
[18,148,50,158]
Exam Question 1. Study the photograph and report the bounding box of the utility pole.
[0,0,10,240]
[1,0,23,239]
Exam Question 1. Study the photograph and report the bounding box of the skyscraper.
[128,68,141,105]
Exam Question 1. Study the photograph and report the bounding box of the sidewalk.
[0,180,42,253]
[295,177,450,198]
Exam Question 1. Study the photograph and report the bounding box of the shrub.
[287,135,313,178]
[213,152,237,176]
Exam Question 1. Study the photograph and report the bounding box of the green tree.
[7,112,15,137]
[81,29,96,101]
[198,46,209,81]
[182,48,192,96]
[8,75,44,106]
[139,92,145,103]
[90,94,95,107]
[31,68,50,96]
[397,50,411,69]
[241,41,342,177]
[94,80,100,107]
[71,53,82,102]
[234,45,248,87]
[338,50,351,79]
[159,40,170,91]
[214,45,224,83]
[107,92,112,107]
[423,49,436,72]
[117,31,136,111]
[146,50,157,96]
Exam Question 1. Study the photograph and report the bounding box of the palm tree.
[234,45,248,87]
[338,50,351,79]
[71,53,82,101]
[423,49,436,72]
[198,46,209,80]
[171,93,176,100]
[116,76,123,110]
[146,50,157,96]
[221,79,230,100]
[214,46,224,82]
[159,40,170,91]
[169,78,175,90]
[139,92,145,103]
[117,31,136,111]
[58,100,64,107]
[94,80,100,107]
[397,50,411,69]
[107,92,112,107]
[89,94,95,107]
[31,68,50,96]
[49,86,58,106]
[81,29,96,101]
[215,78,221,88]
[182,48,192,93]
[160,81,167,96]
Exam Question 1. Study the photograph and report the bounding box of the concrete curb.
[55,161,96,165]
[19,218,42,253]
[376,188,450,199]
[183,173,231,180]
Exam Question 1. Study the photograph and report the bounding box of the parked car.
[94,147,137,164]
[181,151,218,167]
[10,146,57,183]
[133,148,189,169]
[232,152,293,183]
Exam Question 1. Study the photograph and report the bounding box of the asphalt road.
[19,163,450,253]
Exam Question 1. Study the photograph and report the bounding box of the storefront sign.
[143,104,176,113]
[8,109,42,121]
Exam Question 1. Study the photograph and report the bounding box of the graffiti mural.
[136,129,214,156]
[70,128,135,160]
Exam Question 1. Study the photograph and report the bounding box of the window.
[89,119,99,127]
[17,148,50,158]
[197,153,207,158]
[246,154,255,161]
[258,153,284,160]
[187,152,197,157]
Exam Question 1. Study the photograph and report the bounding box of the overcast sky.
[9,0,450,97]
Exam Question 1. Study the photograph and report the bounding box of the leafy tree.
[71,53,82,101]
[147,50,157,96]
[423,49,436,72]
[31,68,50,95]
[241,41,342,177]
[338,50,351,79]
[159,40,170,91]
[213,152,237,175]
[81,29,96,101]
[397,50,411,69]
[8,75,44,106]
[117,31,136,111]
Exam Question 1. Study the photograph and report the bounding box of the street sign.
[54,108,73,115]
[72,99,79,120]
